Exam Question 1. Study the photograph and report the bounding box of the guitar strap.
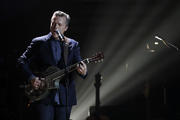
[63,42,69,67]
[62,42,71,120]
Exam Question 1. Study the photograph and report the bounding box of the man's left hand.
[77,61,87,76]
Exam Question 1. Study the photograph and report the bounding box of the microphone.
[55,29,65,41]
[155,35,179,51]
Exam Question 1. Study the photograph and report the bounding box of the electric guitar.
[23,52,104,103]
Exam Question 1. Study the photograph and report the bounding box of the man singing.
[17,10,87,120]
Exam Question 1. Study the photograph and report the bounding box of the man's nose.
[55,24,59,29]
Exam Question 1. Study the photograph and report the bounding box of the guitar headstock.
[88,52,104,64]
[94,72,103,86]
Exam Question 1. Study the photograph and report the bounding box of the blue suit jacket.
[18,33,84,105]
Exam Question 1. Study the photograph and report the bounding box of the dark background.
[1,0,180,120]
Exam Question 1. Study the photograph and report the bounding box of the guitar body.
[25,66,62,102]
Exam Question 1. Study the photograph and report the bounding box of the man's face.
[50,15,68,39]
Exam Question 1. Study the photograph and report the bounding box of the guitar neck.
[45,58,90,81]
[66,58,90,73]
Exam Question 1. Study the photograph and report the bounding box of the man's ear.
[64,26,68,32]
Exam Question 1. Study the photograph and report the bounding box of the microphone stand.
[56,30,70,120]
[154,36,180,118]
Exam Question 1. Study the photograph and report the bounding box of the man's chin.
[52,34,59,39]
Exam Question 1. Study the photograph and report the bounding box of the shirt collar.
[48,32,73,48]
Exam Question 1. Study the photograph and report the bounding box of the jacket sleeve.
[73,41,88,79]
[17,39,41,81]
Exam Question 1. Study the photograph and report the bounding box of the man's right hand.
[31,77,42,90]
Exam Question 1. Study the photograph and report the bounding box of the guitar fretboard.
[45,58,90,81]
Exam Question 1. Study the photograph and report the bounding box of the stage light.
[70,1,180,120]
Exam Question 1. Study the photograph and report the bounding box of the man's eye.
[51,23,55,26]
